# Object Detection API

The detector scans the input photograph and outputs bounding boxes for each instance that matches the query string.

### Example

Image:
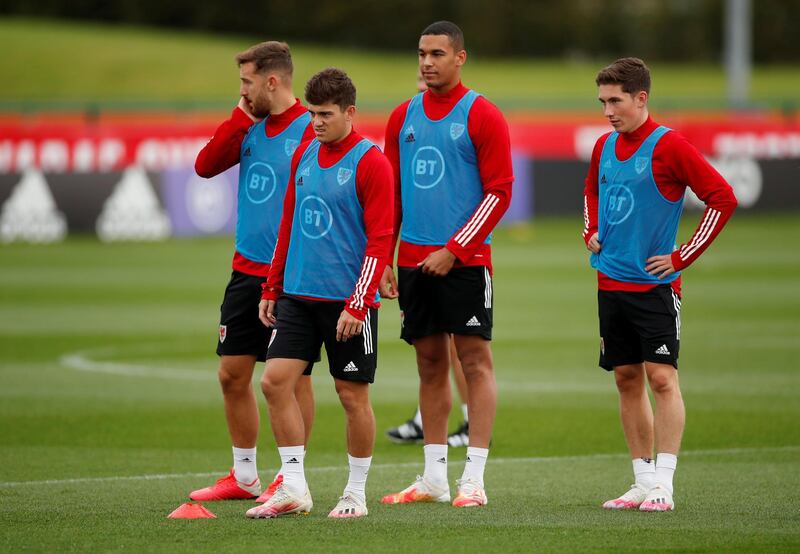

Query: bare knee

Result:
[335,382,369,414]
[454,339,493,382]
[416,349,448,373]
[260,370,291,401]
[414,340,449,386]
[646,366,678,395]
[218,360,254,395]
[459,352,492,379]
[614,365,645,395]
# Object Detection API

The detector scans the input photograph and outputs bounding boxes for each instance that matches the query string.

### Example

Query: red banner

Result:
[1,110,798,172]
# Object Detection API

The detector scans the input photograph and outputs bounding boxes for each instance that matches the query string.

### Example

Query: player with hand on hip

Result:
[584,57,737,512]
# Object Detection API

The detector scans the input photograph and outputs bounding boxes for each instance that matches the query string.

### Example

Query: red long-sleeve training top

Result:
[262,129,395,321]
[384,82,515,272]
[194,100,315,277]
[582,116,738,296]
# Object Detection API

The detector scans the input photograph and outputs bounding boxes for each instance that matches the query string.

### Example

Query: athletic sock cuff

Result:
[348,454,373,467]
[278,445,305,457]
[466,446,489,459]
[424,444,448,457]
[656,453,678,469]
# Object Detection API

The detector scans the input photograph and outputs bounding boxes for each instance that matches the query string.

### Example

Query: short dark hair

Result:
[595,57,651,95]
[421,20,465,52]
[304,68,357,110]
[235,41,293,76]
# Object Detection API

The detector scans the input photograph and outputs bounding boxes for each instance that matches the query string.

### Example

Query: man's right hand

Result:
[259,299,277,327]
[379,266,399,299]
[587,232,602,254]
[237,97,260,123]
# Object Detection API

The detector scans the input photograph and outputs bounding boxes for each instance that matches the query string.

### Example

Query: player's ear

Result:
[455,49,467,67]
[345,105,356,121]
[636,90,648,108]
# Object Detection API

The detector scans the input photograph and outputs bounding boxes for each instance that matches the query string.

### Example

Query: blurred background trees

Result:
[2,0,798,62]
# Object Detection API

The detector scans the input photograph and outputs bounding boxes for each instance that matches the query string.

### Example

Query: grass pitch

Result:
[1,215,799,552]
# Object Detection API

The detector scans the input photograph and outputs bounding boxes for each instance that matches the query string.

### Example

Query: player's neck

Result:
[428,78,461,96]
[269,92,297,116]
[624,111,650,135]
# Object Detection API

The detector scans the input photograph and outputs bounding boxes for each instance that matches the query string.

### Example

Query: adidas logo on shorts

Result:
[466,316,480,327]
[655,344,671,355]
[343,361,358,372]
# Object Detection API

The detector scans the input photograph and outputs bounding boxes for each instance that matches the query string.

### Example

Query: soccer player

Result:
[386,71,470,448]
[583,58,737,512]
[380,21,514,508]
[189,41,316,503]
[245,68,394,519]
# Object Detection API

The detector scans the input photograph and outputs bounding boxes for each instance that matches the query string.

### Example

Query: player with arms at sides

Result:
[190,41,316,503]
[380,21,514,508]
[584,57,737,512]
[246,68,394,519]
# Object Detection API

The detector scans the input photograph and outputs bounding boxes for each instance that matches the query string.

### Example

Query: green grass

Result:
[1,17,799,111]
[1,215,799,551]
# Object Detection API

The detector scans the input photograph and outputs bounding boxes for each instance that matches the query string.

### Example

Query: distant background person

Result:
[385,70,470,448]
[189,41,316,503]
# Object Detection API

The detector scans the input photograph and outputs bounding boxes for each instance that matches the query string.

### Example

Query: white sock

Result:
[461,447,489,487]
[272,448,304,483]
[423,444,448,486]
[343,454,372,502]
[278,445,306,495]
[413,407,423,428]
[461,403,469,423]
[232,446,258,485]
[632,457,656,489]
[655,453,678,494]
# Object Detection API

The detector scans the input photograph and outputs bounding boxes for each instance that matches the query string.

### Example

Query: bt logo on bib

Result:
[245,162,278,204]
[299,195,333,239]
[606,185,635,225]
[411,146,445,189]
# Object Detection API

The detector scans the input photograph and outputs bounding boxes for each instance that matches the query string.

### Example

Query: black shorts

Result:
[266,296,378,383]
[398,266,493,344]
[216,271,270,361]
[598,285,681,371]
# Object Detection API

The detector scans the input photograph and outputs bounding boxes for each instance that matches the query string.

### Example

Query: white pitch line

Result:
[60,352,215,382]
[59,350,610,393]
[60,348,800,399]
[2,445,797,489]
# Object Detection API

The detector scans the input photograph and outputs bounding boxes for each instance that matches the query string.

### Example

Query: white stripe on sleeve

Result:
[454,194,500,247]
[680,209,720,261]
[349,256,378,310]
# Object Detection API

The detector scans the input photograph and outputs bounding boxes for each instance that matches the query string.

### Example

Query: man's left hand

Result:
[418,248,456,277]
[645,254,676,279]
[336,310,364,342]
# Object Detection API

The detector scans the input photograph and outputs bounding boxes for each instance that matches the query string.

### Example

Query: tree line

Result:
[2,0,798,62]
